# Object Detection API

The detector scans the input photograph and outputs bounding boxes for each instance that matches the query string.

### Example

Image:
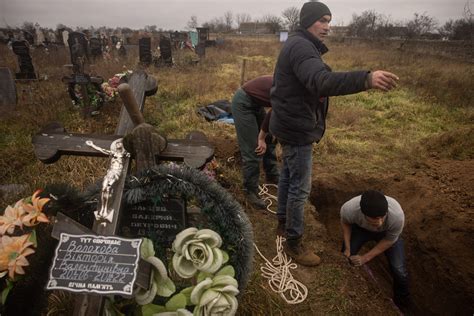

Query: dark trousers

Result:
[344,225,410,303]
[231,88,279,193]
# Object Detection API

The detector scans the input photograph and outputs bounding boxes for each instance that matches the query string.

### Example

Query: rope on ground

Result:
[253,236,308,304]
[258,183,278,214]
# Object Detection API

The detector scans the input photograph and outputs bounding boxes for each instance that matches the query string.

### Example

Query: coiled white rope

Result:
[253,236,308,304]
[258,183,278,214]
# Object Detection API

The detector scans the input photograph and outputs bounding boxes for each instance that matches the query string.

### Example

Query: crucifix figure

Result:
[86,138,130,224]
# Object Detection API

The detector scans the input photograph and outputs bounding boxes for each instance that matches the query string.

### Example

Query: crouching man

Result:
[340,190,411,311]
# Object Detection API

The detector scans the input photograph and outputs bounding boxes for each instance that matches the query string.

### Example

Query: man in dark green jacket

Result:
[270,1,399,267]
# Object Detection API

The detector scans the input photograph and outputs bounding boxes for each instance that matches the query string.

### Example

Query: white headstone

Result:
[35,23,45,45]
[62,30,69,47]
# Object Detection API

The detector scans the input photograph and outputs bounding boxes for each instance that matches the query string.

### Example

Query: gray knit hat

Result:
[300,2,332,29]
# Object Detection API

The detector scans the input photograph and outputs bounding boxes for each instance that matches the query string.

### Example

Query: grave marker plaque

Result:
[120,197,186,247]
[47,233,142,297]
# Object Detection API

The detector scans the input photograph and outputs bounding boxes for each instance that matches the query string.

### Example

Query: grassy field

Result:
[0,36,473,314]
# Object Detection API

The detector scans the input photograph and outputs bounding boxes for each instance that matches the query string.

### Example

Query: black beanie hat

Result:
[360,190,388,217]
[300,1,332,29]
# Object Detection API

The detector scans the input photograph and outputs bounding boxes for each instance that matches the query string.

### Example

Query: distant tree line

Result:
[3,2,471,42]
[346,7,472,40]
[190,2,472,40]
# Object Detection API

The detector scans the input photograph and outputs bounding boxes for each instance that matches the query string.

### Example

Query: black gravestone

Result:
[196,27,209,44]
[89,38,102,59]
[47,233,142,297]
[159,36,172,65]
[0,67,17,107]
[11,40,37,80]
[23,31,34,45]
[119,196,186,247]
[68,32,89,67]
[138,37,152,66]
[118,45,127,57]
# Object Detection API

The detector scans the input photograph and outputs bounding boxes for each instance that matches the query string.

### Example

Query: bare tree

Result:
[203,17,226,33]
[236,13,252,28]
[438,2,473,41]
[224,11,234,32]
[186,15,198,30]
[347,10,383,38]
[282,7,299,31]
[262,14,283,33]
[405,12,437,38]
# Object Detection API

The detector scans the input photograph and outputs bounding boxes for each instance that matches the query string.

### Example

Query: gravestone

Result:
[11,40,37,80]
[195,42,206,58]
[35,23,45,46]
[0,67,17,107]
[62,29,69,46]
[196,27,209,44]
[154,35,172,66]
[111,35,119,45]
[64,32,104,117]
[68,32,89,69]
[119,197,186,247]
[118,43,127,57]
[138,37,152,66]
[22,31,34,45]
[89,38,102,59]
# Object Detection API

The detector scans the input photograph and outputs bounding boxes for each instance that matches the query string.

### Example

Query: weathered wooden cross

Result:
[32,69,214,315]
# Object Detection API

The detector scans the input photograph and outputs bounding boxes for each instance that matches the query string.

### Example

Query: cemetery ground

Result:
[0,36,473,315]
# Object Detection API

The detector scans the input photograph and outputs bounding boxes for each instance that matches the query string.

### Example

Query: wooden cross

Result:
[33,69,214,315]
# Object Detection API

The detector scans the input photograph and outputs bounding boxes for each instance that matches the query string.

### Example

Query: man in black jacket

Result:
[270,1,399,266]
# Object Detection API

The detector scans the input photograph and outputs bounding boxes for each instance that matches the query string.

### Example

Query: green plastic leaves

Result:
[141,238,156,259]
[172,228,225,279]
[136,239,176,305]
[142,293,192,316]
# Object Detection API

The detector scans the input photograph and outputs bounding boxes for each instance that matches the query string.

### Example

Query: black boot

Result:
[245,191,266,209]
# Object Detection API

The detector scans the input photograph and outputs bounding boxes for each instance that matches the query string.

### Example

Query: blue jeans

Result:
[345,225,410,302]
[276,143,313,239]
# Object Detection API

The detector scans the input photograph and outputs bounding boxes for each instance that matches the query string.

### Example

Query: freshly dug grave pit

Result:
[310,159,474,315]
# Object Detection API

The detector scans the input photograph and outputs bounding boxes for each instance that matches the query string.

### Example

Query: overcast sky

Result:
[1,0,471,30]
